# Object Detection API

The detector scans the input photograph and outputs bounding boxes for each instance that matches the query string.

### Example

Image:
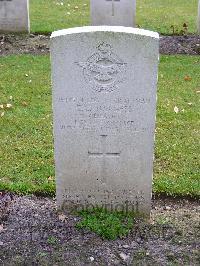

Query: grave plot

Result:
[51,27,159,216]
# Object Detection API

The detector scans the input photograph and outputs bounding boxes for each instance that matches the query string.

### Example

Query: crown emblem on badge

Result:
[97,43,112,54]
[76,42,127,93]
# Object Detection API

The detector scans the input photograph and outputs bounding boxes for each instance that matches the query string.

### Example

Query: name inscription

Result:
[57,96,153,133]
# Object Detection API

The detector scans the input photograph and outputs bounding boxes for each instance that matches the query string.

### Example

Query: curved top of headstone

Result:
[51,26,159,40]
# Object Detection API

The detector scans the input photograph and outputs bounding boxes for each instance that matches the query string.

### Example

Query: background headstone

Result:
[91,0,136,27]
[51,26,159,216]
[0,0,30,33]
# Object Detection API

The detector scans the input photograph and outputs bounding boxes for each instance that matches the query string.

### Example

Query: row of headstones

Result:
[0,0,200,33]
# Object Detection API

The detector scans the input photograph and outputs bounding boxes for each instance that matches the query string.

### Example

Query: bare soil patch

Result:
[160,35,200,55]
[0,34,200,56]
[0,193,199,265]
[0,34,50,56]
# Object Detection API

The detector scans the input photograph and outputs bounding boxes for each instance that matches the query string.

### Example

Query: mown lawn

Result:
[0,55,199,197]
[30,0,199,34]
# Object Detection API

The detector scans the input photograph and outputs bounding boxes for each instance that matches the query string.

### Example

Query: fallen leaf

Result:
[196,90,200,94]
[90,257,95,262]
[58,214,66,222]
[0,104,4,109]
[21,101,28,107]
[184,75,192,81]
[6,103,12,108]
[174,106,179,113]
[188,102,193,106]
[48,176,54,181]
[119,252,130,261]
[1,112,5,117]
[9,96,13,100]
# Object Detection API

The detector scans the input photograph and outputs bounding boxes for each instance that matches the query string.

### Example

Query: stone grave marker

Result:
[0,0,30,33]
[50,26,159,216]
[91,0,136,27]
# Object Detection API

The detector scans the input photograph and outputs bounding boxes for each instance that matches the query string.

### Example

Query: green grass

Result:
[0,56,54,195]
[30,0,199,34]
[154,55,200,197]
[0,55,199,197]
[137,0,199,35]
[30,0,89,34]
[76,208,135,240]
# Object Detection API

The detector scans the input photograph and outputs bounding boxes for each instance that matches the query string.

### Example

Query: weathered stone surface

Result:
[91,0,136,27]
[0,0,29,33]
[50,26,159,216]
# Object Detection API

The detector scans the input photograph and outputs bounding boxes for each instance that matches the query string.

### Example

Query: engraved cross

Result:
[88,135,120,158]
[106,0,120,16]
[88,135,121,183]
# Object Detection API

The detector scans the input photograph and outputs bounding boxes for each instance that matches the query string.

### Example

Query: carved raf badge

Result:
[76,42,127,92]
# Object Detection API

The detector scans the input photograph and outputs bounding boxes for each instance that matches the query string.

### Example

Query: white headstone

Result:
[51,26,159,217]
[0,0,29,33]
[91,0,136,27]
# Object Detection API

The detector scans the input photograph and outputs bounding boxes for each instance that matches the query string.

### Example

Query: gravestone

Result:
[91,0,136,27]
[51,26,159,216]
[0,0,30,33]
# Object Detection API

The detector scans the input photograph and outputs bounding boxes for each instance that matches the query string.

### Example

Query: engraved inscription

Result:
[62,187,145,212]
[0,0,12,13]
[58,96,153,133]
[0,0,10,18]
[76,42,127,93]
[0,19,21,28]
[0,0,27,31]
